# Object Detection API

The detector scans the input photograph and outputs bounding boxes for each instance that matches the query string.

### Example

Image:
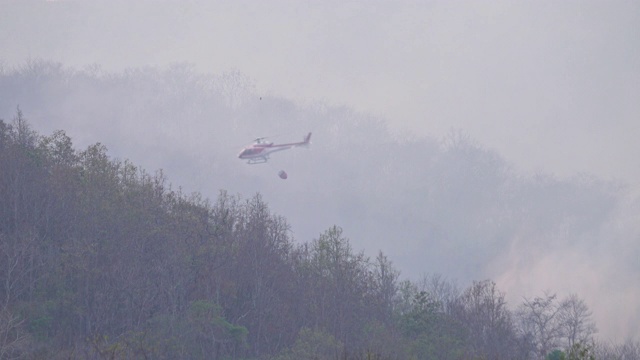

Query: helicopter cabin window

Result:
[243,148,261,156]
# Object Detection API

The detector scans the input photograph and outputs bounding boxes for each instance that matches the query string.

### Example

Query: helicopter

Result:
[238,132,312,164]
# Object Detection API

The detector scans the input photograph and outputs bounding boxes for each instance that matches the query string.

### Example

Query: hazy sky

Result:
[2,0,639,182]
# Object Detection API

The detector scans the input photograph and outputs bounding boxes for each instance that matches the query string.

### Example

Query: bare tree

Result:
[517,293,565,359]
[517,293,595,359]
[595,339,640,360]
[452,280,518,360]
[416,273,460,314]
[371,251,400,323]
[558,294,597,349]
[0,307,30,360]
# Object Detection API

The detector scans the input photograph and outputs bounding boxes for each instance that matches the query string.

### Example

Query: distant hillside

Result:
[4,110,640,359]
[1,61,639,343]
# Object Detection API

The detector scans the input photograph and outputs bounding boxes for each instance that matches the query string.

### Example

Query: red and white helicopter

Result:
[238,132,312,164]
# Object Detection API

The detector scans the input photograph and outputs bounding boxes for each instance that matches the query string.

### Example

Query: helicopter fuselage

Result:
[238,133,311,164]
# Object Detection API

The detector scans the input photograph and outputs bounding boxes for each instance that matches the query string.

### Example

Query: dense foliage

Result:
[1,111,638,359]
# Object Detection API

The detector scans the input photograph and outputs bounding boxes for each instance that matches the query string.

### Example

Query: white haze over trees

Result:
[1,0,639,344]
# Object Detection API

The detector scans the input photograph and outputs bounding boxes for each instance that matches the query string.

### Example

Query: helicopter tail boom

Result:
[301,132,312,147]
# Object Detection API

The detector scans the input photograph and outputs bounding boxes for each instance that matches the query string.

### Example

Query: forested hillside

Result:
[1,110,639,359]
[1,60,639,358]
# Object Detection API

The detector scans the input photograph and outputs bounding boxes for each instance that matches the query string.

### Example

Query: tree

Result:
[452,280,519,360]
[594,338,640,360]
[272,327,343,360]
[415,273,460,315]
[517,293,597,359]
[371,251,400,324]
[517,293,566,359]
[547,349,565,360]
[558,294,597,349]
[0,308,30,360]
[565,341,596,360]
[399,289,465,360]
[186,300,248,358]
[307,226,372,348]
